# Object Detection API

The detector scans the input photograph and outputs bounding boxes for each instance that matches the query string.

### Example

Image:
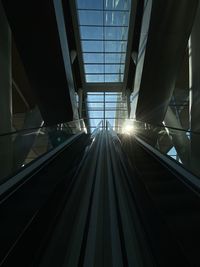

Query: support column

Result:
[0,1,12,181]
[126,89,131,118]
[190,3,200,175]
[70,50,77,64]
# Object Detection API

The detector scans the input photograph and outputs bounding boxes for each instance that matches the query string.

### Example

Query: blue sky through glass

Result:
[167,146,182,163]
[76,0,131,83]
[86,92,128,132]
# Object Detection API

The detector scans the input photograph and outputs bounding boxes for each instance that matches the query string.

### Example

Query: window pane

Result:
[77,0,103,9]
[105,93,119,101]
[105,27,128,40]
[104,11,129,26]
[85,64,104,73]
[105,41,127,52]
[80,26,103,40]
[105,74,124,82]
[87,102,104,108]
[105,74,124,83]
[105,64,125,73]
[104,0,131,10]
[105,110,116,117]
[105,92,121,94]
[105,53,126,63]
[105,102,120,108]
[87,92,104,94]
[86,74,104,82]
[107,118,115,127]
[87,93,104,101]
[78,10,103,25]
[82,41,103,52]
[89,118,102,127]
[90,111,104,118]
[83,53,104,63]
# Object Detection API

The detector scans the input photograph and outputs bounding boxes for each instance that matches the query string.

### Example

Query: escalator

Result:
[0,130,90,266]
[1,127,200,266]
[121,135,200,266]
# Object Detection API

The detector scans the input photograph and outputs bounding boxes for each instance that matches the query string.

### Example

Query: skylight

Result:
[76,0,131,83]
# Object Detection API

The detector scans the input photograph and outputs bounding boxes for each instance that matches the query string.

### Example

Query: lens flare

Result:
[122,122,135,135]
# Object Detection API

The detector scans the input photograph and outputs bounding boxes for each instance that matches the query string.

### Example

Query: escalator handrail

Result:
[0,131,86,198]
[130,119,200,135]
[91,120,103,137]
[0,118,86,137]
[134,135,200,195]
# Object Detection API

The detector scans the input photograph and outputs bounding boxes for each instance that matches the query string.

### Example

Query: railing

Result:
[118,119,200,178]
[91,120,104,137]
[0,119,87,183]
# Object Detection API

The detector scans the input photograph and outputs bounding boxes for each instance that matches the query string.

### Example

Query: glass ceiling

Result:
[76,0,131,83]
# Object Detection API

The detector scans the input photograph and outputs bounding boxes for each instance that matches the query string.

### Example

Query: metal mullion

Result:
[87,105,126,107]
[85,73,124,75]
[79,24,128,28]
[84,63,125,65]
[87,97,123,99]
[103,1,105,129]
[77,8,130,12]
[84,99,121,100]
[84,117,126,119]
[83,51,126,54]
[82,51,126,54]
[81,39,128,42]
[87,108,127,111]
[85,103,123,105]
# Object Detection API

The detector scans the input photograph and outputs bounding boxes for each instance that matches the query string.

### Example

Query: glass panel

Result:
[87,92,104,94]
[89,118,102,127]
[116,119,200,178]
[84,64,104,74]
[83,53,104,63]
[105,93,120,101]
[104,11,129,26]
[82,41,104,52]
[86,74,105,82]
[89,111,104,118]
[105,92,121,94]
[0,119,86,182]
[105,110,116,117]
[76,0,131,84]
[87,101,103,110]
[104,0,131,10]
[105,53,126,63]
[78,10,103,25]
[76,0,103,10]
[105,41,127,52]
[107,118,115,127]
[105,74,124,82]
[87,94,104,101]
[105,64,125,73]
[105,27,128,40]
[80,26,103,40]
[105,102,118,108]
